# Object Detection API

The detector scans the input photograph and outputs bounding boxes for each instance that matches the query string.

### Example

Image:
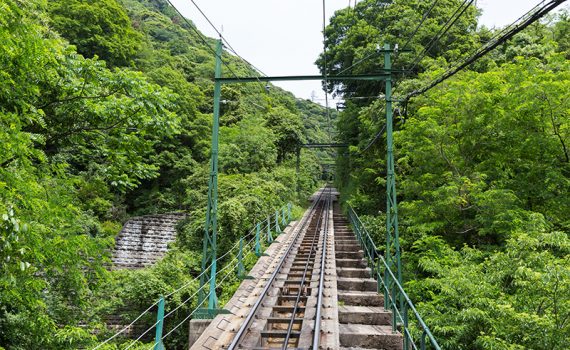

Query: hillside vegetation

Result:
[0,0,333,348]
[2,0,569,349]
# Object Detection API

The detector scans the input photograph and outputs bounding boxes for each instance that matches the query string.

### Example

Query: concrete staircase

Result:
[334,212,403,350]
[112,213,186,269]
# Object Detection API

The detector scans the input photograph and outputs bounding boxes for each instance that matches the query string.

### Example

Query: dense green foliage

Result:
[321,0,570,348]
[48,0,143,67]
[3,0,568,348]
[0,0,331,348]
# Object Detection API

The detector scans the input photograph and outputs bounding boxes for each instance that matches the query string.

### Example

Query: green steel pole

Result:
[275,210,281,234]
[154,296,165,350]
[255,222,261,257]
[296,147,301,199]
[237,237,245,278]
[198,39,223,313]
[281,206,286,227]
[384,43,404,317]
[266,216,273,244]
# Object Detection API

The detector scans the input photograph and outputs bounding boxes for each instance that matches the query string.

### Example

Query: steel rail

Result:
[312,186,332,348]
[226,188,327,349]
[281,188,329,348]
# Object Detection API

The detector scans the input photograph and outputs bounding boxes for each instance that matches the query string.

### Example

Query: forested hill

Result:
[318,1,570,349]
[0,0,332,348]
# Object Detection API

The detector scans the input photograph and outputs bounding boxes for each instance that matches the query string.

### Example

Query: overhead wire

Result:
[183,0,275,101]
[322,0,333,142]
[405,0,568,101]
[393,0,441,66]
[186,0,268,77]
[391,0,474,97]
[361,123,387,153]
[163,0,240,79]
[334,1,392,76]
[407,0,476,73]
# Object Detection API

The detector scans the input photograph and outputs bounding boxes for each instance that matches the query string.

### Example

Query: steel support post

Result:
[237,237,245,278]
[275,210,281,234]
[281,207,286,227]
[154,296,165,350]
[296,147,301,199]
[266,216,273,244]
[198,39,223,315]
[255,222,261,257]
[383,43,404,317]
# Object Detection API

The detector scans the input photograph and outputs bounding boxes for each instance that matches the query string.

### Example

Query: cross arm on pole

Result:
[215,73,399,84]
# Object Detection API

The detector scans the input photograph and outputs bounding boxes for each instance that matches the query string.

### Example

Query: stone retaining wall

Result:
[112,213,186,269]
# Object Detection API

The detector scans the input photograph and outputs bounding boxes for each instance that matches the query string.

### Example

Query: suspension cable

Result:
[405,0,568,101]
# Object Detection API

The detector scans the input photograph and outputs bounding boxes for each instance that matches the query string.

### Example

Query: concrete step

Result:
[337,267,372,279]
[336,258,368,268]
[335,237,356,241]
[337,277,377,292]
[336,250,364,259]
[338,305,391,325]
[339,324,403,349]
[335,238,358,243]
[335,239,358,244]
[334,241,360,252]
[338,291,384,306]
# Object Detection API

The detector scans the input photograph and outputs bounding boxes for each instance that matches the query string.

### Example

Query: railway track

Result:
[190,186,403,349]
[227,186,333,349]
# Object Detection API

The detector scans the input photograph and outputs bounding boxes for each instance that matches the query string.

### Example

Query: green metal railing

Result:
[93,203,293,349]
[347,205,441,350]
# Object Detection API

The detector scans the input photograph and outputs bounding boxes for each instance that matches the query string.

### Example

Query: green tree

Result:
[317,0,479,99]
[48,0,143,67]
[265,106,306,162]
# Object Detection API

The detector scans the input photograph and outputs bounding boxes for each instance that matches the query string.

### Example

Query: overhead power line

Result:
[393,0,441,65]
[407,0,476,73]
[335,1,391,76]
[405,0,568,101]
[361,123,387,153]
[187,0,268,77]
[164,0,240,79]
[322,0,333,142]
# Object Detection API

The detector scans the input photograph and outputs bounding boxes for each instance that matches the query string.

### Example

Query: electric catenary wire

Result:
[393,0,441,65]
[335,2,391,76]
[407,0,475,73]
[186,0,268,78]
[164,0,241,79]
[405,0,568,101]
[184,0,273,98]
[322,0,333,142]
